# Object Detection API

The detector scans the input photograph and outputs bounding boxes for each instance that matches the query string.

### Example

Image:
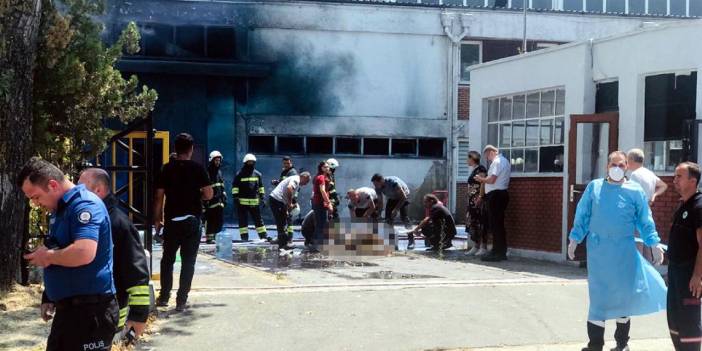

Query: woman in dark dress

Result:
[465,151,488,256]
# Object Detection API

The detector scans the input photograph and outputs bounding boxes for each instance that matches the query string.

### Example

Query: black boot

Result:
[612,319,630,351]
[582,321,605,351]
[241,233,249,242]
[407,233,415,250]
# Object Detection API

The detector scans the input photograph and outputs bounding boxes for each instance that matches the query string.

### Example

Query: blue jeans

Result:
[312,204,328,250]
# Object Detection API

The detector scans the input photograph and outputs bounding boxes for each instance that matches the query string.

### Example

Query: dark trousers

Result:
[160,217,201,305]
[236,204,266,240]
[269,198,290,246]
[47,296,118,351]
[385,199,409,225]
[486,190,509,256]
[421,220,455,249]
[312,203,328,250]
[205,206,224,238]
[668,262,702,351]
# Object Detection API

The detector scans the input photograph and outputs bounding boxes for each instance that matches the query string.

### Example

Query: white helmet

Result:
[326,158,339,169]
[209,150,223,162]
[243,153,257,163]
[289,204,301,218]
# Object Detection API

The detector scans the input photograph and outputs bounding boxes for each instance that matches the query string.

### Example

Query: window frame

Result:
[460,40,483,85]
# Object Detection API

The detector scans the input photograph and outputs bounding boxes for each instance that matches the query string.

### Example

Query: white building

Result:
[469,20,701,260]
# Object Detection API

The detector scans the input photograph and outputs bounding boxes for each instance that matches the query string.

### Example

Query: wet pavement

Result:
[140,226,673,351]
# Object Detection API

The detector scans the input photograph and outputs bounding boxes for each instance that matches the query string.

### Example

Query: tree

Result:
[0,0,157,292]
[0,0,43,293]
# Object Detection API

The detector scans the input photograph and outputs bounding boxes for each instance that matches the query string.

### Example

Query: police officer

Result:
[205,150,227,244]
[668,161,702,351]
[19,157,118,350]
[271,156,298,242]
[326,158,341,220]
[78,168,151,340]
[232,153,268,241]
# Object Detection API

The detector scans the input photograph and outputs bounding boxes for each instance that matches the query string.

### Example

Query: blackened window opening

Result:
[364,138,389,156]
[645,72,697,142]
[595,81,619,113]
[392,139,417,156]
[335,138,361,155]
[418,139,445,158]
[278,137,305,154]
[307,137,333,154]
[249,136,275,154]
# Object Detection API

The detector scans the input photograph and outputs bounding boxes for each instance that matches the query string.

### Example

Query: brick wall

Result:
[650,176,677,243]
[458,85,470,120]
[456,182,470,224]
[504,177,563,252]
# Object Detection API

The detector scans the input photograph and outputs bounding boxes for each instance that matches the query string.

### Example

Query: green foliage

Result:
[33,0,157,175]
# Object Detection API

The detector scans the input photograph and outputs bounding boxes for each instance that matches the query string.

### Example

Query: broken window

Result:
[306,137,333,154]
[141,23,172,57]
[278,136,305,154]
[335,137,361,155]
[207,27,236,59]
[391,139,417,156]
[175,25,205,58]
[539,146,565,173]
[644,72,697,171]
[418,139,445,158]
[364,138,389,156]
[248,135,274,154]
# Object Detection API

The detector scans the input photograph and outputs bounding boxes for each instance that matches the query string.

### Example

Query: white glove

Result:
[567,239,578,260]
[651,243,665,266]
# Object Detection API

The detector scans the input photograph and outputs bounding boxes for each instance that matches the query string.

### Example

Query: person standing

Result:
[204,150,227,244]
[465,150,489,256]
[310,161,334,252]
[568,151,666,351]
[627,148,668,204]
[475,145,511,262]
[232,153,268,242]
[371,174,411,228]
[269,172,311,250]
[347,187,379,219]
[271,156,299,243]
[78,168,151,340]
[18,157,118,350]
[667,161,702,351]
[154,133,213,311]
[408,194,456,251]
[326,158,341,220]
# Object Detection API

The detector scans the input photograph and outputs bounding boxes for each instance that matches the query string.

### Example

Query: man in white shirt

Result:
[347,187,379,219]
[269,172,311,250]
[627,148,668,205]
[475,144,511,262]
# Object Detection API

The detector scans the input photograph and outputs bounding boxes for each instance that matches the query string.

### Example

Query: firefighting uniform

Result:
[668,191,702,351]
[104,194,151,329]
[328,172,340,220]
[205,162,226,242]
[232,166,266,241]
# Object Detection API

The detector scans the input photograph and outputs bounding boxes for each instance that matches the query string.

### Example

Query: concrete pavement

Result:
[137,241,674,351]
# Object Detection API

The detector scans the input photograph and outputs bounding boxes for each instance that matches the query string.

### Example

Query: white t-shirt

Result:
[486,154,511,193]
[352,187,377,209]
[629,167,660,201]
[270,175,300,204]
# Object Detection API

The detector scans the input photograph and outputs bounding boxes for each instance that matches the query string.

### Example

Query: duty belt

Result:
[55,293,115,308]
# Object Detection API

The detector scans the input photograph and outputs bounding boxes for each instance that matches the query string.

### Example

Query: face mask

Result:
[608,166,625,182]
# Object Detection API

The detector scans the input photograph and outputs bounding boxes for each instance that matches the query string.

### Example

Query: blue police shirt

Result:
[44,184,115,301]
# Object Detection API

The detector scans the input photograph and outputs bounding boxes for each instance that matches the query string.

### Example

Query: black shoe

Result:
[175,302,188,312]
[156,297,169,307]
[481,253,507,262]
[610,346,629,351]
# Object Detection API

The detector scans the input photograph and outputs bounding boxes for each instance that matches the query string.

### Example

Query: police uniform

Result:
[668,191,702,351]
[43,184,118,351]
[232,165,266,241]
[103,194,150,331]
[205,161,226,242]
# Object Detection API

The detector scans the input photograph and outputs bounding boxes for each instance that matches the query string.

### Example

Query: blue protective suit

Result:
[569,178,667,321]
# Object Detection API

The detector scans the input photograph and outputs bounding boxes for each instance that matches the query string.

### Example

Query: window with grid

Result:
[486,88,565,174]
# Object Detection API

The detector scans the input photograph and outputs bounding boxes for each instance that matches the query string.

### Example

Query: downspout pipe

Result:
[441,13,470,215]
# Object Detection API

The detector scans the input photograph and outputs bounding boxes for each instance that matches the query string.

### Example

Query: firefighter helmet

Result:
[326,158,339,169]
[209,150,223,162]
[243,153,257,163]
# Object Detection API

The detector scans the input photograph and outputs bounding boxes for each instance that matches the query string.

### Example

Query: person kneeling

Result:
[408,194,456,251]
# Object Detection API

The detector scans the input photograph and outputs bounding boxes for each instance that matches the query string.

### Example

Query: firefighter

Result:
[326,158,341,220]
[78,168,151,340]
[232,153,268,241]
[204,151,227,244]
[272,156,298,243]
